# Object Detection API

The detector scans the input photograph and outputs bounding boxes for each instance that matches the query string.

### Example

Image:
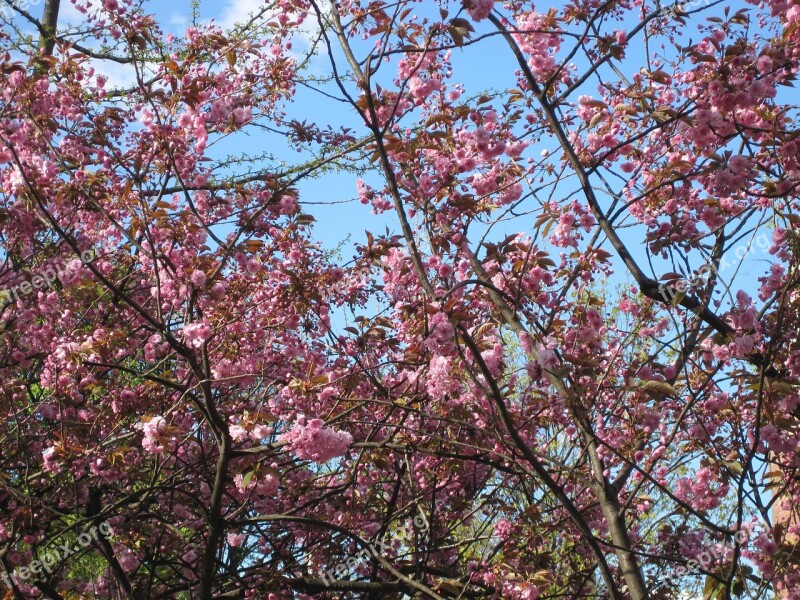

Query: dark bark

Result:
[39,0,60,58]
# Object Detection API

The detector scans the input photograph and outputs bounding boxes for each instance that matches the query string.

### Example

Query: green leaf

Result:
[242,470,254,489]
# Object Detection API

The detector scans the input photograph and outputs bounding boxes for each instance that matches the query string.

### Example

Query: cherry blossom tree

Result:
[0,0,799,598]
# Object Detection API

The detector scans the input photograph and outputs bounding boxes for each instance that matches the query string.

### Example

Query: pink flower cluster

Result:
[513,11,562,79]
[758,263,786,301]
[550,201,596,247]
[233,471,279,497]
[426,355,459,401]
[674,468,728,511]
[280,416,353,463]
[182,321,211,348]
[135,416,178,455]
[424,311,456,355]
[465,0,494,21]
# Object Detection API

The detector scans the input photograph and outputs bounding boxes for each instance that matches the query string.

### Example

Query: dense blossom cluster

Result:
[0,0,799,598]
[279,416,353,463]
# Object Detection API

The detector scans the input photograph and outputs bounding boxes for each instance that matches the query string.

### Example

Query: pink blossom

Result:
[758,263,785,300]
[190,270,206,287]
[251,425,274,440]
[730,334,755,357]
[511,11,562,79]
[481,343,504,376]
[756,55,774,74]
[182,321,211,348]
[438,263,454,278]
[427,355,458,400]
[229,424,249,442]
[494,519,514,539]
[118,549,140,571]
[210,282,226,298]
[279,416,353,463]
[135,416,170,454]
[408,77,442,103]
[318,386,337,403]
[37,403,59,419]
[42,446,60,472]
[424,311,455,354]
[233,471,279,497]
[534,339,559,371]
[728,154,752,174]
[465,0,493,21]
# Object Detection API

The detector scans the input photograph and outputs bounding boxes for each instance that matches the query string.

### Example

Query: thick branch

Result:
[38,0,60,57]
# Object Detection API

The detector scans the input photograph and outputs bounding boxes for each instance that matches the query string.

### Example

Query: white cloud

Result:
[212,0,267,31]
[58,0,100,26]
[168,11,188,29]
[91,59,140,89]
[211,0,331,44]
